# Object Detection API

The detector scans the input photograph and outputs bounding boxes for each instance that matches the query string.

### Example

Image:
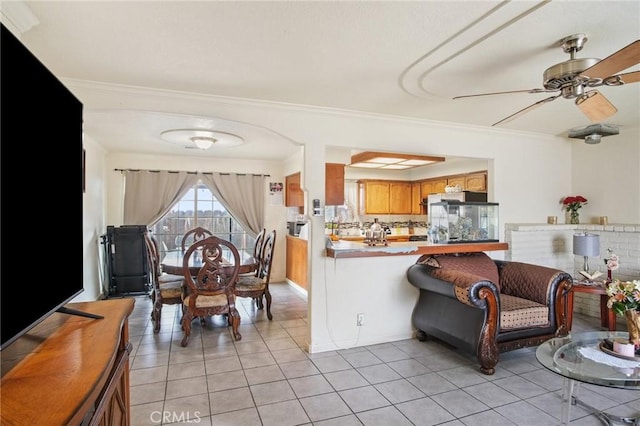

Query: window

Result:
[150,181,255,262]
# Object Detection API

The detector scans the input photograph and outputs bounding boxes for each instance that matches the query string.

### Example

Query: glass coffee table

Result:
[536,331,640,425]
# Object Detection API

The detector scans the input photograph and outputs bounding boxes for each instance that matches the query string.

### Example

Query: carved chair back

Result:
[181,226,213,251]
[180,236,242,345]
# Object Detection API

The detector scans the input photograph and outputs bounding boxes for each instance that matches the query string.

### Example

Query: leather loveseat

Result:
[406,252,572,375]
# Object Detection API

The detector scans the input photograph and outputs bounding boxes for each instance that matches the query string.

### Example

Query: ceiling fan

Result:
[453,34,640,126]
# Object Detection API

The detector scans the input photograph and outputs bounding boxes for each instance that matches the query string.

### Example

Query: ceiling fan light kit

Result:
[568,123,619,144]
[575,91,618,122]
[454,34,639,126]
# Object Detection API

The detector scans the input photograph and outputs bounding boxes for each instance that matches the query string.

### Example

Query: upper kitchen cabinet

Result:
[446,175,466,189]
[287,164,345,208]
[420,178,447,197]
[465,172,487,192]
[361,180,389,214]
[389,182,412,214]
[411,182,422,215]
[421,172,487,194]
[285,172,304,207]
[325,163,345,206]
[358,180,412,215]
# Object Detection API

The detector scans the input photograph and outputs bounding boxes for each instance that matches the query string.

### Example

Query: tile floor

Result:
[127,282,640,425]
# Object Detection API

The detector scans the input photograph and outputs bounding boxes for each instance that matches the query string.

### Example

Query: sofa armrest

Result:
[407,263,500,308]
[495,260,573,305]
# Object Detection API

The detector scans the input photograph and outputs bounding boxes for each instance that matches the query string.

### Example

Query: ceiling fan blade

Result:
[581,40,640,79]
[575,90,618,122]
[492,94,562,126]
[453,88,555,99]
[616,70,640,84]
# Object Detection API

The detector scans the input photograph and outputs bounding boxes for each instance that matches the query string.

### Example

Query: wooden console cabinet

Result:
[1,298,135,425]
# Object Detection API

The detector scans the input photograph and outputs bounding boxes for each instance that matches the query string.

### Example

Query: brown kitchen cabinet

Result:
[430,178,447,194]
[358,180,413,214]
[446,175,466,190]
[325,163,345,206]
[287,165,344,208]
[285,172,304,207]
[286,235,307,289]
[411,182,422,214]
[389,181,412,214]
[361,181,390,214]
[465,172,487,192]
[420,178,447,197]
[357,171,487,216]
[420,180,433,199]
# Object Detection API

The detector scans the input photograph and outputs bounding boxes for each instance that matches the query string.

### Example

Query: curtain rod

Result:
[114,168,270,177]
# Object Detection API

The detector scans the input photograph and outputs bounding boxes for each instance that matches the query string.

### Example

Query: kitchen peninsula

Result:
[310,239,509,353]
[326,240,508,258]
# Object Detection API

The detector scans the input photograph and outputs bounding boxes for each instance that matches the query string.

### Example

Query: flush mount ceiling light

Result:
[160,129,244,150]
[568,123,619,144]
[349,151,445,170]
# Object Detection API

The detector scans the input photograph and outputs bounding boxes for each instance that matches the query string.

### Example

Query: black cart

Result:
[101,225,150,297]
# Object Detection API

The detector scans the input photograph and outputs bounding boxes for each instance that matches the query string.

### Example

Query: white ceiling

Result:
[8,1,640,161]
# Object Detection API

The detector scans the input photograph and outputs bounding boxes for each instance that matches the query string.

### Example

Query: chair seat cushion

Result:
[183,293,229,308]
[500,294,549,330]
[159,281,184,299]
[236,276,266,291]
[159,273,184,283]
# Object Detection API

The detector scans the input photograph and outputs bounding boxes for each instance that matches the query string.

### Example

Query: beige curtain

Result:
[123,170,199,226]
[200,173,265,237]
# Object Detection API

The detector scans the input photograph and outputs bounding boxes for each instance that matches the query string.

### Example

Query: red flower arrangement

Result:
[561,195,587,212]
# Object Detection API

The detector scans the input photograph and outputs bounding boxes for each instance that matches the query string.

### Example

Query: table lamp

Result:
[573,232,600,273]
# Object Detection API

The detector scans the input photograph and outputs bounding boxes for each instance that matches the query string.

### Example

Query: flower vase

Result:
[625,310,640,347]
[569,210,580,224]
[607,269,612,283]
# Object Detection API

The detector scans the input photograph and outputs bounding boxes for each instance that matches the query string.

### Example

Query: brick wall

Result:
[505,223,640,323]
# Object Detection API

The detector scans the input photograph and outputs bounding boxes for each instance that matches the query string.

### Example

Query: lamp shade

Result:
[573,233,600,257]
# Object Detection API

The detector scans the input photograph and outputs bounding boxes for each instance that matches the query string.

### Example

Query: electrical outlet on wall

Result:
[357,313,364,326]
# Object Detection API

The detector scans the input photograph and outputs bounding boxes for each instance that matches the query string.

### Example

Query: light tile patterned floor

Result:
[126,282,640,425]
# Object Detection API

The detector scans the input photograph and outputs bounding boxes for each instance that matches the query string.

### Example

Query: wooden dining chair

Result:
[235,229,276,320]
[180,235,242,346]
[240,228,266,277]
[181,226,213,251]
[144,233,185,334]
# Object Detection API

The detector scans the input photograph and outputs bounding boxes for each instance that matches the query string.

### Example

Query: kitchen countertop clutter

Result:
[325,220,429,237]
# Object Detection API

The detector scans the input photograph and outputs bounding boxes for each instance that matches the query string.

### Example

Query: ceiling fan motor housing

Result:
[543,57,600,96]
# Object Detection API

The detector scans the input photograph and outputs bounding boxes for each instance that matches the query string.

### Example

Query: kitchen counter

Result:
[326,240,509,258]
[337,235,410,242]
[314,239,509,353]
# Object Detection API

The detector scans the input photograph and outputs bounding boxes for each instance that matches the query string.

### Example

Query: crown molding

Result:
[1,1,39,37]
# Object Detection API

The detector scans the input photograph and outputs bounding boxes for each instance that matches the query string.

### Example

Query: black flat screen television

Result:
[1,23,86,350]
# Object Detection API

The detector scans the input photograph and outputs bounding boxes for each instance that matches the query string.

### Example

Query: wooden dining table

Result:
[160,250,257,277]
